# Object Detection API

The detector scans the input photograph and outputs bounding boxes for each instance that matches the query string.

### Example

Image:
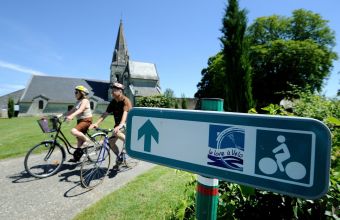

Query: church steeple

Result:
[109,20,130,100]
[112,19,129,64]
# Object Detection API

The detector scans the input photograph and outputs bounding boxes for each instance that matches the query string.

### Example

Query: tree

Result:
[220,0,253,112]
[7,98,14,118]
[195,52,225,99]
[163,88,176,107]
[247,9,337,107]
[181,94,188,109]
[164,88,175,98]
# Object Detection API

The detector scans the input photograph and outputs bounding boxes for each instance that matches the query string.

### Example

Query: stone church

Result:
[0,20,161,116]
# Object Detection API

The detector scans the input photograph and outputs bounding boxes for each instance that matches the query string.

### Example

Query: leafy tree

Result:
[247,9,337,107]
[174,100,179,109]
[195,52,225,99]
[220,0,254,112]
[163,88,176,107]
[181,94,188,109]
[164,88,175,98]
[7,98,14,118]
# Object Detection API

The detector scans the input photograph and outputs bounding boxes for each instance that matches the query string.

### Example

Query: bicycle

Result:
[91,127,139,172]
[80,127,139,188]
[24,116,111,185]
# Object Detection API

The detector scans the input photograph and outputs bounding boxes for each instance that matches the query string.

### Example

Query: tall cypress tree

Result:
[220,0,253,112]
[7,98,14,118]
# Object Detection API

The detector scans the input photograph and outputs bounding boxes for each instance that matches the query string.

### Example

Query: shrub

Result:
[7,98,14,118]
[136,95,173,108]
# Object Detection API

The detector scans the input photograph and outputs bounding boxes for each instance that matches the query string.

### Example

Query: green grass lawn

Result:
[73,166,194,220]
[0,115,115,160]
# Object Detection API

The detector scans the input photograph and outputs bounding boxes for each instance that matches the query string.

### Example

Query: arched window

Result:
[90,101,94,110]
[38,100,44,109]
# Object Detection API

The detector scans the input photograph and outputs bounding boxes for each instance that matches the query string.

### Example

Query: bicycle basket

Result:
[37,117,58,133]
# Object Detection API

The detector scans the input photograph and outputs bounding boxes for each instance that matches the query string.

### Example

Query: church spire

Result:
[112,19,129,64]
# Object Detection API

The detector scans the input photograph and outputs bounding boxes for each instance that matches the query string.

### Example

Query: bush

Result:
[7,98,14,118]
[136,95,173,108]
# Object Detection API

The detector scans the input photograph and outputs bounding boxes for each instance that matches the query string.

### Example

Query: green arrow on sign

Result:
[138,119,159,152]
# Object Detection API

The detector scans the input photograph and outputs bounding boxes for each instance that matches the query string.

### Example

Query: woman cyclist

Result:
[65,85,93,162]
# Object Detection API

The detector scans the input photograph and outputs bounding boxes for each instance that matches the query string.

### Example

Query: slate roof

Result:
[0,89,25,109]
[20,75,110,104]
[129,85,161,97]
[129,61,159,80]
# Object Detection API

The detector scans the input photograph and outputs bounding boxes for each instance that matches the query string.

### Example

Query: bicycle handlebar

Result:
[95,127,113,134]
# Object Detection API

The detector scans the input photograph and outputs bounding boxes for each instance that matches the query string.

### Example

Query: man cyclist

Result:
[89,82,132,165]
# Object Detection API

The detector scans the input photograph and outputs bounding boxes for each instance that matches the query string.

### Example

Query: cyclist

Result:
[90,82,132,165]
[65,85,93,162]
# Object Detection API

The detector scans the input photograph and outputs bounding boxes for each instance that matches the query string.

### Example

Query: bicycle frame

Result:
[50,118,80,155]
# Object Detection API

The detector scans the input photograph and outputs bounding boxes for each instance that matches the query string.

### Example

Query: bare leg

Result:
[108,137,120,156]
[71,128,88,147]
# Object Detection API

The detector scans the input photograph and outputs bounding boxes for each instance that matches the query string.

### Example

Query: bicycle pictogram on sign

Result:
[255,129,314,186]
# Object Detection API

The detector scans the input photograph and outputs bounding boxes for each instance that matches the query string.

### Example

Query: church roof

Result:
[20,75,110,104]
[128,61,159,80]
[129,85,161,97]
[0,89,25,109]
[112,20,129,64]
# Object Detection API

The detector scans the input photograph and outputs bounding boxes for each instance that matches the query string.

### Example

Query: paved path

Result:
[0,156,154,220]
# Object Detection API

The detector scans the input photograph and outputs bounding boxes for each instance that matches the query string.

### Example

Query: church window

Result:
[38,100,44,109]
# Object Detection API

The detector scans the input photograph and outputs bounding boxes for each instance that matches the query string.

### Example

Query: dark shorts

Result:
[75,117,92,133]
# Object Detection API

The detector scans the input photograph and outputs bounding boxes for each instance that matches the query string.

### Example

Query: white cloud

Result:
[0,60,48,76]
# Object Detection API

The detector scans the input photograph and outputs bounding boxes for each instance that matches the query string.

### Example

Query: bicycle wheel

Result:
[24,141,65,178]
[80,146,111,189]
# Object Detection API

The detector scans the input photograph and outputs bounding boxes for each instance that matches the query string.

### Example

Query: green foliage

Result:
[292,90,340,121]
[292,90,340,171]
[195,53,225,99]
[164,88,176,107]
[174,100,179,109]
[247,9,337,107]
[135,95,173,108]
[260,103,293,116]
[7,98,14,118]
[220,0,254,112]
[168,173,196,220]
[164,88,175,98]
[181,94,188,109]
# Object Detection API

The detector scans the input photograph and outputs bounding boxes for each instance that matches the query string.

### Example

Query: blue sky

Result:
[0,0,339,98]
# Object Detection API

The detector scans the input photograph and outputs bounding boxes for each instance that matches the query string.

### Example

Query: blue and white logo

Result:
[208,125,245,171]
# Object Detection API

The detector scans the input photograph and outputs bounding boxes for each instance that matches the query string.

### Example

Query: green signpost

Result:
[195,98,223,220]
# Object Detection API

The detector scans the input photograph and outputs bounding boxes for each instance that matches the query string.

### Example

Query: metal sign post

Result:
[195,98,223,220]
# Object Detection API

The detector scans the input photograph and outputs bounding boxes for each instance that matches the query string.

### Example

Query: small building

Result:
[0,20,161,116]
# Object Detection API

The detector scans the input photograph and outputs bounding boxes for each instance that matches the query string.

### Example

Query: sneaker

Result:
[115,154,124,165]
[68,158,80,163]
[69,148,84,162]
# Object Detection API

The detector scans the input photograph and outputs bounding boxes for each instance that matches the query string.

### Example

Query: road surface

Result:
[0,155,154,220]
